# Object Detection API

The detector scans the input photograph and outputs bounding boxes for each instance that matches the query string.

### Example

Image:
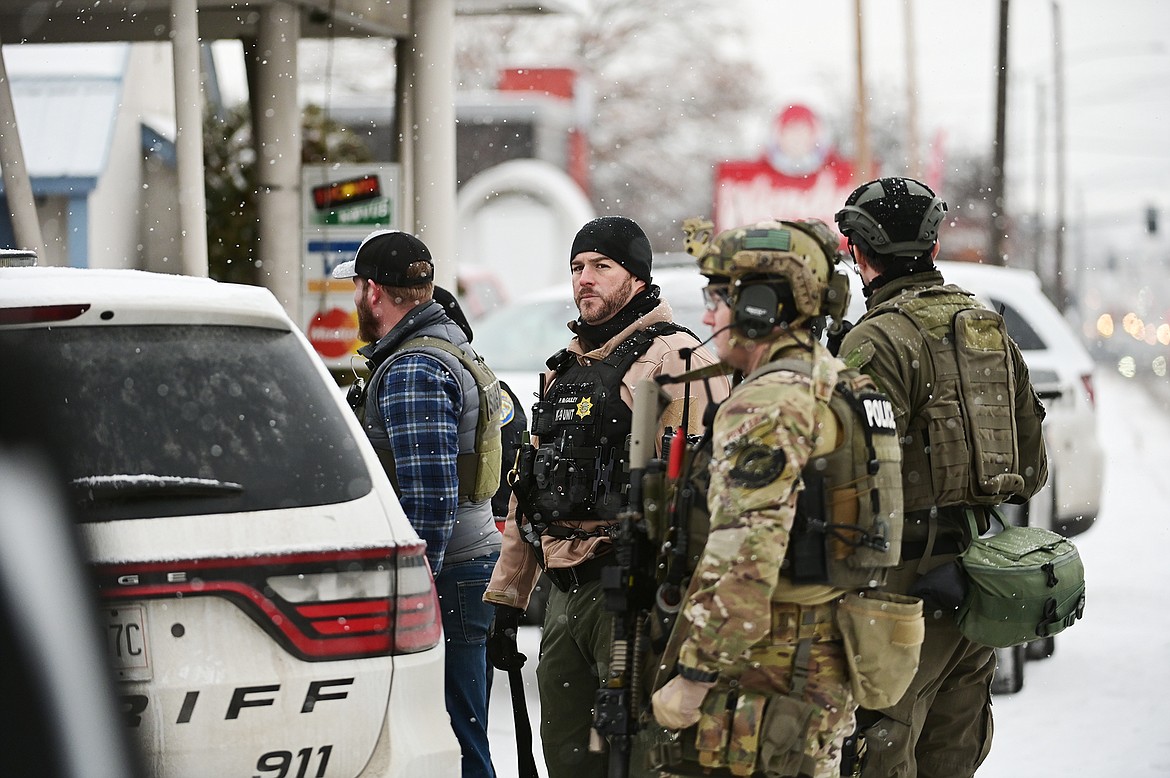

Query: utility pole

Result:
[1052,0,1068,311]
[989,0,1010,266]
[853,0,872,181]
[904,0,921,178]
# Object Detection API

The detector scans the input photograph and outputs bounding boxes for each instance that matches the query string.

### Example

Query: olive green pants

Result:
[536,581,657,778]
[857,560,995,778]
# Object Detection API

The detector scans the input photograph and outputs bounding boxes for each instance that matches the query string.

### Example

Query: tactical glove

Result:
[651,674,715,731]
[486,605,526,672]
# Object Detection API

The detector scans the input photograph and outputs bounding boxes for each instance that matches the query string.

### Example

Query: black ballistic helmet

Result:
[835,177,947,259]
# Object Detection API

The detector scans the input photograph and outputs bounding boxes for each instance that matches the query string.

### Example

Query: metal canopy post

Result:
[0,45,45,257]
[171,0,210,276]
[254,1,302,318]
[410,0,457,291]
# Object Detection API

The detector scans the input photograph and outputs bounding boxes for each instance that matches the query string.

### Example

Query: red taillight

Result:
[389,552,443,654]
[1081,373,1096,409]
[94,542,442,661]
[0,303,90,324]
[295,600,391,637]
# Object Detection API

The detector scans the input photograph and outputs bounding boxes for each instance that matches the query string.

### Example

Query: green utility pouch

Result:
[835,590,924,709]
[956,511,1086,648]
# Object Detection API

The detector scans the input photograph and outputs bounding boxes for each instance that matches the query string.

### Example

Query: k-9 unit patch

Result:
[550,382,599,424]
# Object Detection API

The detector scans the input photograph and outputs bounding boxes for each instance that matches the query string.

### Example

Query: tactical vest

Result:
[860,285,1026,514]
[526,322,682,523]
[359,335,502,503]
[742,357,904,590]
[642,353,906,765]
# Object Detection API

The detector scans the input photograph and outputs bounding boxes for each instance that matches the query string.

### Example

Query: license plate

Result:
[106,604,152,682]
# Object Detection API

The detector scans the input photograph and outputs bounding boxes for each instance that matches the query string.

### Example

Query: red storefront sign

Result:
[714,105,856,236]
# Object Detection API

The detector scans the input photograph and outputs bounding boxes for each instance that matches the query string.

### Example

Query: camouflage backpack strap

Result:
[741,356,827,401]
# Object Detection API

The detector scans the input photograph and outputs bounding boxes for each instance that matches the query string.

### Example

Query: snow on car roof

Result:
[936,259,1042,289]
[0,266,290,329]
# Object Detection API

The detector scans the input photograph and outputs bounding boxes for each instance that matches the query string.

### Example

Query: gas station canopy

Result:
[0,0,576,44]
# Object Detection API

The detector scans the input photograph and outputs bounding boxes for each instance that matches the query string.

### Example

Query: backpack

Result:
[956,511,1086,648]
[862,285,1030,512]
[354,334,502,502]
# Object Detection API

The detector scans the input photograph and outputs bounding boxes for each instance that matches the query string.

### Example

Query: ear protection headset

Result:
[732,281,801,339]
[732,284,778,339]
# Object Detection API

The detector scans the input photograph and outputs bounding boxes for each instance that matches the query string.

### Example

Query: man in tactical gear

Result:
[649,218,905,778]
[484,215,729,777]
[835,177,1049,777]
[334,231,503,778]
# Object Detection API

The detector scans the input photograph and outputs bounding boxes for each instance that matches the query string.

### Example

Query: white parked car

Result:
[0,266,460,777]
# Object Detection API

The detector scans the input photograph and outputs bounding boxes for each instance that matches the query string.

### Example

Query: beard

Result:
[575,275,636,325]
[356,293,381,344]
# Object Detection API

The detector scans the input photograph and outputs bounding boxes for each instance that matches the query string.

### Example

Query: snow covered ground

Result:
[488,368,1170,776]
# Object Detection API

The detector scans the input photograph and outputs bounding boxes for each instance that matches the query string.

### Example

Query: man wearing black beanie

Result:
[485,216,730,777]
[569,215,654,284]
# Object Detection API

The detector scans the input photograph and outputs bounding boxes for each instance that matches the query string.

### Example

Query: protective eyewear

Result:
[702,285,732,312]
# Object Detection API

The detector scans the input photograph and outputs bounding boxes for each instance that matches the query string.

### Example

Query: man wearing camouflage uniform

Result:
[651,218,903,778]
[835,177,1048,777]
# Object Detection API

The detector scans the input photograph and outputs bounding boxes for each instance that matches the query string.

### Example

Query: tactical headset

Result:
[732,282,784,339]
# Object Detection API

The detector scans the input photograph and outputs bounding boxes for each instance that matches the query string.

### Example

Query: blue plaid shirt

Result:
[376,353,461,575]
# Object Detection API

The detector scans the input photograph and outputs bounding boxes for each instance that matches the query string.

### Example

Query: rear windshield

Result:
[988,298,1048,351]
[6,325,372,521]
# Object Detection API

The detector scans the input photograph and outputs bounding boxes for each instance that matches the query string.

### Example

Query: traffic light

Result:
[1147,205,1159,235]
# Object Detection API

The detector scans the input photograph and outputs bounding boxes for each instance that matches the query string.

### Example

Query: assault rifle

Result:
[510,371,551,569]
[648,362,729,651]
[591,379,668,778]
[591,360,730,776]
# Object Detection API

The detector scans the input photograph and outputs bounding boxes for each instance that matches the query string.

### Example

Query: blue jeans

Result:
[435,553,498,778]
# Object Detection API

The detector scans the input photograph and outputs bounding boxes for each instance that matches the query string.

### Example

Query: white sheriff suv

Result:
[0,266,460,777]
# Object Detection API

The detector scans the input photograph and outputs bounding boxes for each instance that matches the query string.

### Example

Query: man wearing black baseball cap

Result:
[483,216,730,777]
[337,229,503,778]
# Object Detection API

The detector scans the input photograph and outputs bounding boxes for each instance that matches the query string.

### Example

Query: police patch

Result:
[500,390,515,426]
[729,444,787,488]
[860,392,896,434]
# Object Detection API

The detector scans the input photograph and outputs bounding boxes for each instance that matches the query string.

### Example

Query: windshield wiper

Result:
[70,475,244,504]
